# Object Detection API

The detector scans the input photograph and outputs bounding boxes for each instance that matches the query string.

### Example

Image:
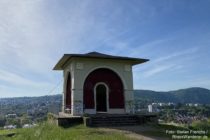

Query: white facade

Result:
[63,57,134,116]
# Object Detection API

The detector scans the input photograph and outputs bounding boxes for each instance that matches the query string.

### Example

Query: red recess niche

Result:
[83,68,124,109]
[66,73,71,111]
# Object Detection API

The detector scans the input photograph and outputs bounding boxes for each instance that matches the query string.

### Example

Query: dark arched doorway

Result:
[83,68,124,111]
[66,73,71,112]
[95,84,107,112]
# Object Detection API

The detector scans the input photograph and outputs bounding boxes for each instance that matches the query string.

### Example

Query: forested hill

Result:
[134,87,210,104]
[1,87,210,105]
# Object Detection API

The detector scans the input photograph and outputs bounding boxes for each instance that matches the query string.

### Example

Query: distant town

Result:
[0,95,61,129]
[0,87,210,129]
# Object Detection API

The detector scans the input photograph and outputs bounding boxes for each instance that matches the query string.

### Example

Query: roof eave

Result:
[53,55,70,70]
[131,59,149,65]
[53,55,149,70]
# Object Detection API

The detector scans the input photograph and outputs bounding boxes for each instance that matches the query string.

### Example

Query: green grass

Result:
[0,129,16,135]
[0,123,133,140]
[1,123,209,140]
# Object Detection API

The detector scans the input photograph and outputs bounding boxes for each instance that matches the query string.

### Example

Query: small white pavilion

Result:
[53,52,148,116]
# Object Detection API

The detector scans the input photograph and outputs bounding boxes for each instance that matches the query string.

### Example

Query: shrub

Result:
[191,120,210,130]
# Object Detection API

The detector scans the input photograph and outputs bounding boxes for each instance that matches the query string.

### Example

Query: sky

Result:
[0,0,210,97]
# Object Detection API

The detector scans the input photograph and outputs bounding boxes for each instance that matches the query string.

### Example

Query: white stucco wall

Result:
[62,57,135,116]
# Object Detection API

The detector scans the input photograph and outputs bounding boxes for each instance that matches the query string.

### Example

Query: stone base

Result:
[83,114,158,127]
[48,113,157,127]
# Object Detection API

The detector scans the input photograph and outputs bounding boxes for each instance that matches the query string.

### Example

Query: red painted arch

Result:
[83,68,124,109]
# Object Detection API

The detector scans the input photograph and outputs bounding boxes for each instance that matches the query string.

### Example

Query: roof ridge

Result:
[85,51,111,56]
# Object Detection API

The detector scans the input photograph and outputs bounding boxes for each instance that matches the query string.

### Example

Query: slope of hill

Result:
[134,87,210,104]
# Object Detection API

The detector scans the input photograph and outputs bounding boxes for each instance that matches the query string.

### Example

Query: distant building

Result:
[194,104,199,107]
[167,102,175,106]
[187,103,193,107]
[148,104,160,113]
[158,103,166,106]
[186,103,200,107]
[4,125,16,129]
[5,114,17,118]
[148,105,153,112]
[22,123,37,128]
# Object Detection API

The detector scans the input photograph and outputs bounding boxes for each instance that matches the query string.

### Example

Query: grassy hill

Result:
[0,123,130,140]
[1,122,209,140]
[134,87,210,104]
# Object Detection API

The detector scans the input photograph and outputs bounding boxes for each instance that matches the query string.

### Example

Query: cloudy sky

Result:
[0,0,210,97]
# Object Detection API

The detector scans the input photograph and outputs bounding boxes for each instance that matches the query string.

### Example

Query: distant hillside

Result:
[1,87,210,106]
[0,94,61,105]
[134,87,210,104]
[0,95,62,116]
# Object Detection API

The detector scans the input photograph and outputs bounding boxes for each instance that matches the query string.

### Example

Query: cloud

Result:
[143,64,175,78]
[0,69,51,88]
[153,47,199,63]
[134,47,199,74]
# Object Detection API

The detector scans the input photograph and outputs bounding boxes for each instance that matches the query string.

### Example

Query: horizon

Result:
[0,86,209,99]
[1,1,210,97]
